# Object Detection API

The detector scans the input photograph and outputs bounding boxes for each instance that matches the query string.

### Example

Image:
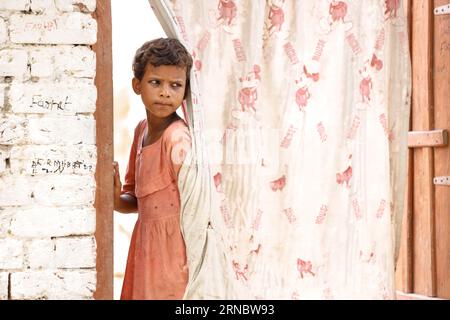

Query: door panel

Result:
[433,0,450,300]
[396,0,449,299]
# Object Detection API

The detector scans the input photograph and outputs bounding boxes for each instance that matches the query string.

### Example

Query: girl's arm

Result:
[113,161,138,213]
[167,125,192,181]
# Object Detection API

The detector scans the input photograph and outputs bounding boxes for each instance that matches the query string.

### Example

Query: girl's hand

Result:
[113,161,122,202]
[112,161,137,213]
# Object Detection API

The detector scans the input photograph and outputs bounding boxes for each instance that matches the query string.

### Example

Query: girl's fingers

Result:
[113,162,121,183]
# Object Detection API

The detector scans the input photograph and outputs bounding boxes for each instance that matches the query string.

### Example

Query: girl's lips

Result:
[155,103,172,108]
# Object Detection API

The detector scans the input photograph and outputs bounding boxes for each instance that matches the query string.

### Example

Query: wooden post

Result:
[93,0,114,300]
[411,0,437,297]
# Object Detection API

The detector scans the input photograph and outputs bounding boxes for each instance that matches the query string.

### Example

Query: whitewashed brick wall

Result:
[0,0,98,300]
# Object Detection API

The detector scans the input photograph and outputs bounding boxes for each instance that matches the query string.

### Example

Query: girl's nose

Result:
[160,85,170,98]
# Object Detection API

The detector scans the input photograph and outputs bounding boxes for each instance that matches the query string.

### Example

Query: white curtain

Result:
[149,0,411,299]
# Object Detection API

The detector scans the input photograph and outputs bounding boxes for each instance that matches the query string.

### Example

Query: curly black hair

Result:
[132,38,193,97]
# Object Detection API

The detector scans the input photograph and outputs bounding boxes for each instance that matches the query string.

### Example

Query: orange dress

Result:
[120,119,191,300]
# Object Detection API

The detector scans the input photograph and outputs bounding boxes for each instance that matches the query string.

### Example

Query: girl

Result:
[113,38,192,300]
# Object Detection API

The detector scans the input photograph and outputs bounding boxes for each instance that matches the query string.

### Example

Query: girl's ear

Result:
[132,77,141,95]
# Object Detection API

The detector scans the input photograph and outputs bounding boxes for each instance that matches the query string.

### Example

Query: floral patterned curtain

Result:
[149,0,411,299]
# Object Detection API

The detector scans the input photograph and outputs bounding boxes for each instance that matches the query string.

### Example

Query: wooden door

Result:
[396,0,450,300]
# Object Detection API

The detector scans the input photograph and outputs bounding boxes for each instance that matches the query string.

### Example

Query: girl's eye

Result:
[149,80,159,85]
[172,83,182,88]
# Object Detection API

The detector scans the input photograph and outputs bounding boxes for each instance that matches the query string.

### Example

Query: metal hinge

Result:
[435,3,450,15]
[433,176,450,186]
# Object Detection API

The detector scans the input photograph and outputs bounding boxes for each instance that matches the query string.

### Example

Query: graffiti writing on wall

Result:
[25,19,58,32]
[30,95,72,112]
[31,158,93,175]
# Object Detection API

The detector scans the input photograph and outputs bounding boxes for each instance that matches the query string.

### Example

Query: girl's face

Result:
[132,64,187,120]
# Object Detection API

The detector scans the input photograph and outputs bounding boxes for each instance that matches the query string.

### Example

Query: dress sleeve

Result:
[121,121,143,197]
[165,122,192,181]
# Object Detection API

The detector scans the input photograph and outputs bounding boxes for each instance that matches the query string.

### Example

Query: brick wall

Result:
[0,0,98,299]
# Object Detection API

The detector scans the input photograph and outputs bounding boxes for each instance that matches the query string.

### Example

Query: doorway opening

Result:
[111,0,166,300]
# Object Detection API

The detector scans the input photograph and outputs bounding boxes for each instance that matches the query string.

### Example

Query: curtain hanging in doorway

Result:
[149,0,411,299]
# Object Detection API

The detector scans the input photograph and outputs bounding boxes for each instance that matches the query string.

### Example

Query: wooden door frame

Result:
[396,0,436,298]
[93,0,114,300]
[396,0,450,300]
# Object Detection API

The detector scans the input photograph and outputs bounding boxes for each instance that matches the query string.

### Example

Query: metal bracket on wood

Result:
[435,3,450,15]
[408,129,448,148]
[433,176,450,186]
